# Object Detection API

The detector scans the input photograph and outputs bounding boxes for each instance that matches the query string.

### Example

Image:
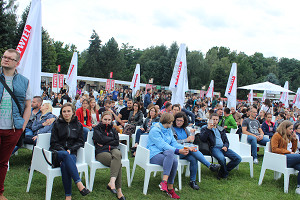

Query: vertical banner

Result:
[206,80,214,98]
[106,79,111,91]
[294,88,300,109]
[225,63,237,109]
[16,0,42,97]
[111,79,115,90]
[52,74,58,88]
[58,74,64,88]
[248,89,253,105]
[130,64,141,96]
[279,81,289,108]
[169,43,189,107]
[66,52,78,99]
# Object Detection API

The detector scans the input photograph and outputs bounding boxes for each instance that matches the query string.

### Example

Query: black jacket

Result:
[93,122,119,155]
[142,117,160,132]
[199,125,229,149]
[50,116,84,155]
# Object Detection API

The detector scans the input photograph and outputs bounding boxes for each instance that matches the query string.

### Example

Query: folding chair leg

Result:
[125,165,131,187]
[130,163,137,185]
[45,176,54,200]
[249,161,253,178]
[84,168,89,190]
[89,167,97,191]
[258,168,266,185]
[26,168,34,192]
[178,165,182,190]
[284,173,290,193]
[198,162,201,182]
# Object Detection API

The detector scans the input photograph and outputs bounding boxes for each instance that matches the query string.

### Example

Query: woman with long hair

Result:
[271,120,300,194]
[88,98,100,127]
[261,99,273,115]
[76,99,92,141]
[50,103,90,200]
[123,102,143,137]
[93,111,125,200]
[172,112,220,190]
[261,113,275,138]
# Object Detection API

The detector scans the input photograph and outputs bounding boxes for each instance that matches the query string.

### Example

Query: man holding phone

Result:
[200,113,241,179]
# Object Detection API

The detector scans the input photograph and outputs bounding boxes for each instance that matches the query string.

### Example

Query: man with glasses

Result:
[242,108,270,164]
[0,49,31,200]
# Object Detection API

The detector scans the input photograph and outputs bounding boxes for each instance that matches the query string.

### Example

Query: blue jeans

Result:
[286,154,300,186]
[83,127,93,142]
[56,151,81,196]
[150,150,178,184]
[135,129,148,144]
[211,147,241,178]
[180,150,211,181]
[247,135,270,159]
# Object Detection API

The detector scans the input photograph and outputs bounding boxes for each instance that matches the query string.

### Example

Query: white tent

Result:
[238,81,294,93]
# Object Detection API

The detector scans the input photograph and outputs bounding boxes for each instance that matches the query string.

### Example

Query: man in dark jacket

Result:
[143,88,152,109]
[200,113,241,179]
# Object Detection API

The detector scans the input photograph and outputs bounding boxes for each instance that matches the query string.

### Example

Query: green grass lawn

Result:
[5,149,298,200]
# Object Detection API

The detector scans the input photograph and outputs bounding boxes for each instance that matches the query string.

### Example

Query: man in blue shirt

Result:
[200,113,241,179]
[144,88,152,109]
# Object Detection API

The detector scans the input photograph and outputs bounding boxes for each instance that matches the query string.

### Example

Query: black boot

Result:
[189,181,200,190]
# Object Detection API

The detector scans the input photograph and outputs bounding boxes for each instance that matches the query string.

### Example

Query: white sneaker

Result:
[295,187,300,194]
[253,159,259,164]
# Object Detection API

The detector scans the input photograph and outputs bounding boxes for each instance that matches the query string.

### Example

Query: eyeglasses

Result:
[176,119,184,123]
[1,55,17,62]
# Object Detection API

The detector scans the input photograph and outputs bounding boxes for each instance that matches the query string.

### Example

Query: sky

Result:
[16,0,300,59]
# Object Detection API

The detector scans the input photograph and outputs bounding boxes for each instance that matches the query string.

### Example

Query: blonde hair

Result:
[276,120,293,142]
[101,111,113,120]
[160,113,174,124]
[42,103,53,115]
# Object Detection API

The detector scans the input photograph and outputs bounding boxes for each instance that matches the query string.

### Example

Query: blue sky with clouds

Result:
[17,0,300,59]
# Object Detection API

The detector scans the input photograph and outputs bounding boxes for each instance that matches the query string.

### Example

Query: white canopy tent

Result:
[238,81,294,93]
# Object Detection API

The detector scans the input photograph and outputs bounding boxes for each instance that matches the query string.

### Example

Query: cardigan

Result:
[75,107,92,127]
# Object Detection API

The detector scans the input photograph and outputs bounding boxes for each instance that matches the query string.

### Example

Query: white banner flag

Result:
[169,43,189,107]
[16,0,42,97]
[130,64,140,97]
[248,89,253,105]
[206,80,214,99]
[279,81,289,108]
[66,52,78,99]
[262,90,267,102]
[294,88,300,109]
[225,63,237,109]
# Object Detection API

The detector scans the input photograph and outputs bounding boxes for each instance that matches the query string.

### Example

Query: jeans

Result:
[83,127,92,142]
[150,150,178,184]
[211,147,241,178]
[180,150,211,181]
[286,154,300,186]
[135,129,148,144]
[247,135,270,159]
[0,129,23,195]
[56,151,81,196]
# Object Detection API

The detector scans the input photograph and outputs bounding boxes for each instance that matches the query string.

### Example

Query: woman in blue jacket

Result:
[147,113,189,199]
[261,113,275,138]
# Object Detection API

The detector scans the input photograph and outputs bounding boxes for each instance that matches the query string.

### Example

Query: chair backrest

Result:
[266,141,271,152]
[87,131,93,145]
[226,133,240,151]
[139,135,149,148]
[52,107,61,117]
[230,128,237,134]
[37,133,51,149]
[241,134,247,143]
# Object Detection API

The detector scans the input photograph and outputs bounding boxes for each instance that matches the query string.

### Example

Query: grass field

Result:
[5,148,298,200]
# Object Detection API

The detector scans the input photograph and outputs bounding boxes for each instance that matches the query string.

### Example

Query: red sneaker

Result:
[159,181,168,192]
[167,189,180,199]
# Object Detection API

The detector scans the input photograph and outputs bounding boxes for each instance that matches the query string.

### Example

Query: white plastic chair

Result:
[119,133,130,151]
[130,135,163,195]
[258,142,298,193]
[230,128,238,134]
[226,134,253,177]
[85,131,131,191]
[131,126,141,147]
[26,133,89,200]
[240,134,268,150]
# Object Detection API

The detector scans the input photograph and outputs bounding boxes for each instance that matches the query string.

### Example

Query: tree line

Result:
[1,0,300,99]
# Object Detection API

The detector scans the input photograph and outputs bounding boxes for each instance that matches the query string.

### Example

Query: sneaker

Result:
[296,187,300,194]
[209,164,221,172]
[167,189,180,199]
[189,181,200,190]
[159,181,168,192]
[253,159,259,164]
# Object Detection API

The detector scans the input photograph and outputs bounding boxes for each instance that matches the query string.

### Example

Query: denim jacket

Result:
[0,68,29,129]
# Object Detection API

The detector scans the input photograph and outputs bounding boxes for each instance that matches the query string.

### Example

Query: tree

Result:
[265,73,279,85]
[41,28,57,72]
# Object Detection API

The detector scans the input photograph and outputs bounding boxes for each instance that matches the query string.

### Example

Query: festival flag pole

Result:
[16,0,42,97]
[130,64,140,97]
[293,88,300,109]
[206,80,214,99]
[248,89,253,105]
[66,52,78,100]
[169,43,189,107]
[224,63,237,109]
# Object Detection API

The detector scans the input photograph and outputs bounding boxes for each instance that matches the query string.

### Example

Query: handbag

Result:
[42,149,60,168]
[123,124,136,137]
[193,133,211,155]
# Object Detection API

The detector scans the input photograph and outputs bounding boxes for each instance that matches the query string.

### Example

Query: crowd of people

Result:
[2,49,300,199]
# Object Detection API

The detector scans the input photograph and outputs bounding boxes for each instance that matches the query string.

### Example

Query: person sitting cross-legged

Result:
[199,113,241,179]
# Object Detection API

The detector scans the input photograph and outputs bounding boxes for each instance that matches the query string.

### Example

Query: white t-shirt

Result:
[261,104,273,115]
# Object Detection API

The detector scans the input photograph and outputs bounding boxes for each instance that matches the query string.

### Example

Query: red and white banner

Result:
[16,0,42,97]
[146,84,153,91]
[111,79,115,90]
[206,80,214,98]
[52,74,64,88]
[248,89,253,105]
[279,81,289,108]
[66,52,78,99]
[106,79,115,91]
[130,64,140,96]
[225,63,237,109]
[169,43,189,107]
[294,88,300,109]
